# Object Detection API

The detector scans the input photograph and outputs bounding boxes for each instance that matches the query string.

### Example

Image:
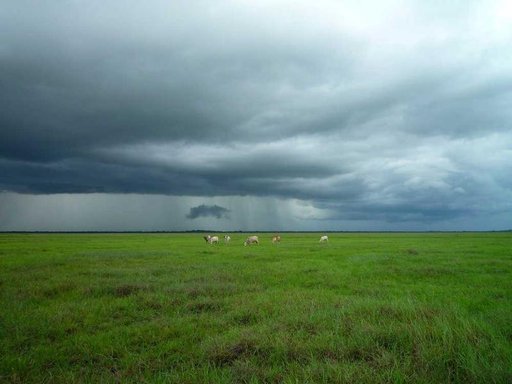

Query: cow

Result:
[204,235,219,244]
[319,235,329,243]
[271,235,281,244]
[244,235,259,246]
[224,235,231,243]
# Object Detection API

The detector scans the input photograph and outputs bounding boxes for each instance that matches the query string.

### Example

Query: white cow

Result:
[224,235,231,243]
[319,235,329,243]
[271,235,281,244]
[204,235,219,244]
[244,235,259,246]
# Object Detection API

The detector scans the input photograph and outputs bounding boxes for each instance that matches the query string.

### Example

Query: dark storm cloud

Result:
[186,204,230,220]
[1,0,511,229]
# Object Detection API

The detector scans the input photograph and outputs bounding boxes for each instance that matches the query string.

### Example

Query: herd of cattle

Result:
[203,234,329,245]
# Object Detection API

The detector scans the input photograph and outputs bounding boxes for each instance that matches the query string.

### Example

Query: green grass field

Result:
[1,232,511,383]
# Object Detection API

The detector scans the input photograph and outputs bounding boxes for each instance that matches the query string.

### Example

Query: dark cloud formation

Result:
[1,1,511,230]
[186,204,230,220]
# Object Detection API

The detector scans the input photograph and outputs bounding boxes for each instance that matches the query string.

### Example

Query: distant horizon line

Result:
[1,230,511,234]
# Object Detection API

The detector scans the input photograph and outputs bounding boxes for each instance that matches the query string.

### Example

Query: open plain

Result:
[1,232,511,383]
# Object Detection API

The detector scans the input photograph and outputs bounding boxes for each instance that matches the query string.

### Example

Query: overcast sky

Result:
[1,0,511,231]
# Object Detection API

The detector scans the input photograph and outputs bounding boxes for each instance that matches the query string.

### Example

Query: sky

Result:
[1,0,511,231]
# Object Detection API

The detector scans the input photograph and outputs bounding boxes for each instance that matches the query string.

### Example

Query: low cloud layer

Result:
[186,204,230,220]
[1,1,511,230]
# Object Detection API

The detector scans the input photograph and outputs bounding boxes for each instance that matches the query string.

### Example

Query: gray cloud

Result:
[186,204,230,220]
[1,0,511,230]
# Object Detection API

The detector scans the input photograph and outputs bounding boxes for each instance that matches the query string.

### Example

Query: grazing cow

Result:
[271,235,281,244]
[244,235,259,246]
[224,235,231,243]
[204,235,219,244]
[319,235,329,243]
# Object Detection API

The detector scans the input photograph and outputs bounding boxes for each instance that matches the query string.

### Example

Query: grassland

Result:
[0,232,511,383]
